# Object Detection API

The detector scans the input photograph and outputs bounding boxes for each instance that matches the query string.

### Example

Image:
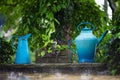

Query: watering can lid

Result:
[81,27,91,31]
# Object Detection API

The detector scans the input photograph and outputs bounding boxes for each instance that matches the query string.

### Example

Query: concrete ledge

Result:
[0,63,108,74]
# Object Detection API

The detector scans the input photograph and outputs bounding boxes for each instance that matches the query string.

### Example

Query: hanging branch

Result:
[107,0,116,14]
[104,0,108,16]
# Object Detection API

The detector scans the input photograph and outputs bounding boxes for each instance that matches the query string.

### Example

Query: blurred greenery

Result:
[106,0,120,75]
[0,0,69,62]
[0,37,15,64]
[0,0,120,75]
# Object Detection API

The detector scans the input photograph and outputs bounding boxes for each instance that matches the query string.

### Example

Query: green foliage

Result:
[0,0,69,55]
[16,0,69,51]
[107,38,120,75]
[0,1,22,31]
[64,0,109,38]
[0,37,15,64]
[106,1,120,75]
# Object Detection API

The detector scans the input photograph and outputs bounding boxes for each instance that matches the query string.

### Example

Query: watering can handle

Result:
[68,40,77,54]
[11,35,18,50]
[77,22,95,31]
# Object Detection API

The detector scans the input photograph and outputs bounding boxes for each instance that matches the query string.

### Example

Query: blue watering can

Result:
[12,34,31,64]
[68,22,108,63]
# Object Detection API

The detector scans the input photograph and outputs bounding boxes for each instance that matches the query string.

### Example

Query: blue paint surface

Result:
[15,34,31,64]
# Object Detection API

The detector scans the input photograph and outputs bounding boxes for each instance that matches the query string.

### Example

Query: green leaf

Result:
[46,12,54,21]
[56,5,61,11]
[61,4,66,8]
[47,2,51,7]
[40,7,47,16]
[111,69,117,75]
[117,32,120,39]
[48,48,52,53]
[54,18,60,24]
[52,5,57,12]
[41,51,46,57]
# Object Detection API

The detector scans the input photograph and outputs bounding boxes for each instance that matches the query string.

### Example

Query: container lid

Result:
[81,26,91,31]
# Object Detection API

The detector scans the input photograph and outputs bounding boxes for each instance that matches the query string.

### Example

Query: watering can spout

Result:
[25,33,31,39]
[97,30,108,46]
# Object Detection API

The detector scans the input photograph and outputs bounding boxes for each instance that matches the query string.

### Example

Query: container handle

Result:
[68,40,77,54]
[10,35,18,50]
[77,22,95,31]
